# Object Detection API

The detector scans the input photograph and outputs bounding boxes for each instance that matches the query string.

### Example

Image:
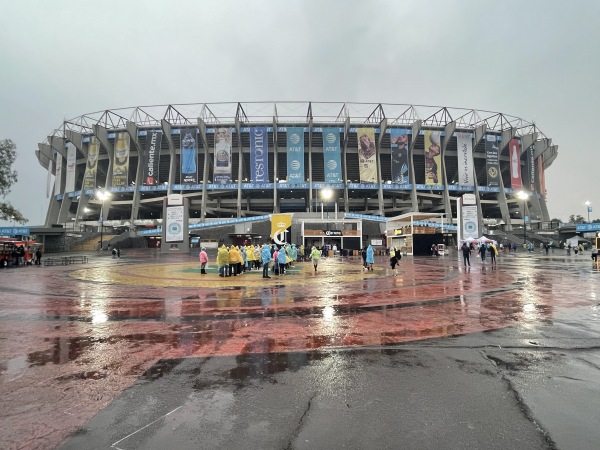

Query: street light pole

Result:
[97,190,111,251]
[517,191,530,250]
[585,201,591,223]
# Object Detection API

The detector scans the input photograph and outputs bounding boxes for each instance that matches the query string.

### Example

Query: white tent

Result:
[477,236,497,244]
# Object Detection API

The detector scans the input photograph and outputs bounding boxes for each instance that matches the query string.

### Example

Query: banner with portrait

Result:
[509,138,522,190]
[213,128,232,184]
[456,133,474,186]
[357,128,377,183]
[424,131,441,185]
[180,128,198,184]
[65,143,77,192]
[323,128,342,183]
[250,127,268,182]
[390,129,409,184]
[142,130,162,186]
[82,136,100,190]
[485,135,500,188]
[286,127,304,183]
[54,151,62,195]
[112,132,130,187]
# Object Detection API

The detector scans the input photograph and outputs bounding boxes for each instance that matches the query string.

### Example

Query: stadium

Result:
[35,101,557,252]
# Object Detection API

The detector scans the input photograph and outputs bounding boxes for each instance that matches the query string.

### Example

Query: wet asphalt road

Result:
[1,249,599,449]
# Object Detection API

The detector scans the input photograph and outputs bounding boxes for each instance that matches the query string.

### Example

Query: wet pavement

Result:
[1,249,599,449]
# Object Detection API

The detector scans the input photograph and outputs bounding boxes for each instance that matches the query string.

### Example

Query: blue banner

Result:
[250,127,269,182]
[0,227,30,235]
[390,129,409,183]
[180,128,198,184]
[286,127,304,182]
[323,128,342,183]
[576,223,600,232]
[344,213,387,222]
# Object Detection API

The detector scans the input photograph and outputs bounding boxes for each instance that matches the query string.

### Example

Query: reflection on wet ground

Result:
[1,249,600,448]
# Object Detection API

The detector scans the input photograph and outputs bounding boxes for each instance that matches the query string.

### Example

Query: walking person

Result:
[489,242,498,269]
[199,247,208,274]
[217,244,229,277]
[479,243,486,263]
[361,246,367,270]
[366,244,375,271]
[389,246,400,277]
[310,246,321,272]
[592,245,598,263]
[261,244,272,278]
[461,242,471,267]
[277,245,287,275]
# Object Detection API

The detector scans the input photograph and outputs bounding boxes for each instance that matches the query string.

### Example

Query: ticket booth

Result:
[300,219,362,253]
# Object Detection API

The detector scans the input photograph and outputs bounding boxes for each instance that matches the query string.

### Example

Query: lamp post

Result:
[517,191,530,248]
[585,201,591,223]
[321,188,333,220]
[96,190,111,251]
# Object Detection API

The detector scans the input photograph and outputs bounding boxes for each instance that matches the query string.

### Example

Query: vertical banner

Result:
[424,131,441,185]
[323,128,342,183]
[165,205,184,242]
[214,128,232,184]
[537,157,545,196]
[46,158,53,198]
[357,128,377,183]
[271,213,292,245]
[390,129,409,183]
[250,127,268,182]
[112,132,130,187]
[462,205,479,239]
[527,145,536,192]
[82,136,99,190]
[142,130,162,185]
[456,133,474,186]
[485,135,500,188]
[54,152,62,194]
[180,128,198,184]
[65,143,77,192]
[286,127,304,183]
[509,138,522,190]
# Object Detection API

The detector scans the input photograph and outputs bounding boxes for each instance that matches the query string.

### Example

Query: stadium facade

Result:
[36,102,557,236]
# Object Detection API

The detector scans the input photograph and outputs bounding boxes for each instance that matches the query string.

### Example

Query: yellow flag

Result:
[271,214,292,244]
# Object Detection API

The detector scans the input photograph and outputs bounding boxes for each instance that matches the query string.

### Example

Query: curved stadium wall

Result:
[36,102,557,231]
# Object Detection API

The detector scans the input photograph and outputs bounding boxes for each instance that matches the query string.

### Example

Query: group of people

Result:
[10,245,42,266]
[460,241,498,268]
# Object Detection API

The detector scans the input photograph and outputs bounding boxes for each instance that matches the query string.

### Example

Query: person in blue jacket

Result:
[261,244,272,279]
[366,244,375,271]
[277,245,288,275]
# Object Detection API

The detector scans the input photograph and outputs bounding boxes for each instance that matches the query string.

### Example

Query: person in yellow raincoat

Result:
[217,245,230,277]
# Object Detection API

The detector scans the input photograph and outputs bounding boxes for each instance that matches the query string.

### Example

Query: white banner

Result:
[54,152,62,195]
[65,143,77,192]
[165,205,184,242]
[47,158,53,198]
[457,133,473,186]
[462,205,478,239]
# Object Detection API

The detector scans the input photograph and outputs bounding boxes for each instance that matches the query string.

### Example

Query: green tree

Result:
[568,214,585,224]
[0,139,27,223]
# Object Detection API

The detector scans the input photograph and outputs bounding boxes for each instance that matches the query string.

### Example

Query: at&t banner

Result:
[390,129,409,183]
[112,132,130,187]
[357,128,377,183]
[142,130,162,186]
[180,129,198,184]
[214,128,232,184]
[286,127,304,183]
[424,131,441,185]
[323,128,342,183]
[250,127,268,182]
[82,137,99,190]
[485,135,500,188]
[456,133,473,186]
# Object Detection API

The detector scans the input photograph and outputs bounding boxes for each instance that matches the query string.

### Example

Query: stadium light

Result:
[96,189,111,252]
[585,201,591,223]
[517,191,530,248]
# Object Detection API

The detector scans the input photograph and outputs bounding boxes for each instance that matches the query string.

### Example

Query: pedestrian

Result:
[361,246,367,270]
[199,247,208,274]
[479,243,486,263]
[277,245,287,275]
[389,246,400,277]
[366,244,374,271]
[261,244,272,278]
[574,245,579,256]
[489,243,498,268]
[35,248,42,266]
[310,245,321,272]
[592,246,598,263]
[111,247,117,258]
[117,248,121,258]
[217,244,230,277]
[461,242,471,267]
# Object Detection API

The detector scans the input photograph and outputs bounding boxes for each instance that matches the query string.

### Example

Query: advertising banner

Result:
[214,128,232,184]
[509,138,522,190]
[357,128,377,183]
[271,213,292,245]
[457,133,474,186]
[180,128,198,184]
[82,136,99,190]
[286,127,304,183]
[250,127,268,182]
[165,205,184,242]
[390,129,409,183]
[485,135,500,188]
[142,130,162,186]
[538,156,545,196]
[65,143,77,192]
[323,128,342,183]
[54,152,62,195]
[462,205,479,239]
[527,145,536,192]
[112,132,130,187]
[424,131,442,185]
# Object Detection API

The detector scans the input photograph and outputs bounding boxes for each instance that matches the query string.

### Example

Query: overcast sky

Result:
[1,0,599,226]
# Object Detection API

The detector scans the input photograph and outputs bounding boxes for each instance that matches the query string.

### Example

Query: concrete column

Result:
[376,118,387,216]
[39,142,61,226]
[197,118,209,220]
[161,119,177,195]
[236,119,243,217]
[472,124,486,236]
[343,116,350,213]
[441,121,456,218]
[497,127,517,227]
[93,125,114,222]
[409,120,421,211]
[66,130,90,226]
[272,120,279,214]
[307,118,313,212]
[127,121,143,223]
